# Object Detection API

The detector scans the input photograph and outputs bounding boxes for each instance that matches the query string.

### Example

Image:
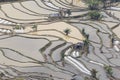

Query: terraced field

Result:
[0,0,120,80]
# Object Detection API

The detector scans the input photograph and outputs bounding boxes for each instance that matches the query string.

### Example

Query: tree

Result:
[88,11,102,20]
[91,69,98,79]
[82,28,85,36]
[66,9,72,17]
[64,28,71,36]
[104,65,113,77]
[0,72,4,77]
[0,72,4,80]
[86,34,89,40]
[86,0,100,10]
[111,37,115,47]
[32,24,37,31]
[14,25,20,30]
[83,39,89,46]
[83,39,89,53]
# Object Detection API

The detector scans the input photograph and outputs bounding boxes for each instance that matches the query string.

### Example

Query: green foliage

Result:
[84,77,90,80]
[86,0,100,10]
[14,24,25,30]
[32,24,37,31]
[86,34,89,39]
[104,65,113,77]
[88,11,102,20]
[66,9,71,16]
[91,69,98,79]
[0,72,4,77]
[32,24,37,28]
[82,28,85,35]
[61,52,65,60]
[15,25,21,29]
[82,28,89,39]
[83,38,89,53]
[83,39,89,46]
[63,28,71,35]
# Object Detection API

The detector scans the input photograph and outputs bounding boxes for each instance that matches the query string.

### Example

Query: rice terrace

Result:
[0,0,120,80]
